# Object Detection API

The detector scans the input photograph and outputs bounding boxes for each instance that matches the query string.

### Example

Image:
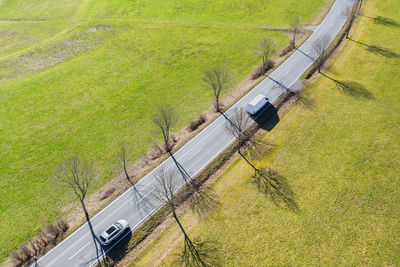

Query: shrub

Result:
[251,60,275,79]
[38,232,50,247]
[10,219,70,266]
[56,219,69,233]
[28,240,38,256]
[17,243,31,264]
[11,250,24,266]
[99,187,116,201]
[187,114,207,132]
[149,143,164,160]
[279,44,294,57]
[45,224,59,245]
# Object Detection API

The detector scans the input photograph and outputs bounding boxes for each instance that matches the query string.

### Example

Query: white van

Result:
[246,94,271,116]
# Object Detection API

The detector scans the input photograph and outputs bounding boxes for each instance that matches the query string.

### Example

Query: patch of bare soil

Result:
[0,27,109,80]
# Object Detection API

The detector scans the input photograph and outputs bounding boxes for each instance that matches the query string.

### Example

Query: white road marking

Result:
[137,187,155,203]
[68,241,90,260]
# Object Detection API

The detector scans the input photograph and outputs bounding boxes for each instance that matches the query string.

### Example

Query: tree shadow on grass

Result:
[251,167,298,212]
[349,38,400,58]
[173,238,220,267]
[296,91,316,110]
[373,16,400,28]
[362,14,400,28]
[238,149,298,212]
[247,139,275,161]
[321,73,375,100]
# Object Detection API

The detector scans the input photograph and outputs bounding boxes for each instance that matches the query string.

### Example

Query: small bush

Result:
[149,143,164,160]
[29,240,38,256]
[45,224,59,245]
[38,232,50,247]
[11,250,25,266]
[171,133,178,144]
[11,219,70,266]
[251,60,275,79]
[17,243,31,263]
[279,44,294,57]
[187,114,207,132]
[45,224,58,239]
[56,219,69,233]
[32,238,44,254]
[99,187,116,201]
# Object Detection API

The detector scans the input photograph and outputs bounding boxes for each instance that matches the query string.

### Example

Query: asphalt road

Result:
[36,0,355,266]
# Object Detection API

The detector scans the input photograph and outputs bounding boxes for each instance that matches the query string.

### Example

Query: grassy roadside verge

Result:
[130,0,400,265]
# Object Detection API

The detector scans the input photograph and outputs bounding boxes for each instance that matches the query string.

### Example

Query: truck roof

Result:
[248,94,267,106]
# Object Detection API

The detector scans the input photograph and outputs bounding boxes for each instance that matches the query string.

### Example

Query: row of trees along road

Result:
[51,4,365,264]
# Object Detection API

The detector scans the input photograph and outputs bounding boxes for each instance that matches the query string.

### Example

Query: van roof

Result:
[248,94,267,106]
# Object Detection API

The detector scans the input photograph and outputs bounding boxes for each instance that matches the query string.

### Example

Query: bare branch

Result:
[290,16,301,48]
[54,156,93,202]
[311,34,330,73]
[254,37,277,75]
[151,168,180,211]
[224,107,252,149]
[342,6,358,38]
[152,103,178,153]
[204,66,230,113]
[119,143,134,186]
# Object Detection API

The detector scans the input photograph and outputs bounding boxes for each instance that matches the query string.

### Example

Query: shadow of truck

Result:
[253,105,280,131]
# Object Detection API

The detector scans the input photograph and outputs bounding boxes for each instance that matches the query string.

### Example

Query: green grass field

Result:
[0,0,329,262]
[132,0,400,265]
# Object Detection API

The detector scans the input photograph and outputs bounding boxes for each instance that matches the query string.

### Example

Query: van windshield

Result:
[115,222,123,230]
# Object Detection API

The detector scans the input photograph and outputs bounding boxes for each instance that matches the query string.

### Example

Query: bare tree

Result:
[290,16,301,48]
[55,157,93,222]
[204,66,230,113]
[224,107,252,151]
[152,169,213,266]
[119,143,134,186]
[152,103,178,154]
[255,37,277,75]
[54,156,102,263]
[119,143,144,205]
[311,34,330,73]
[342,6,357,39]
[357,0,363,15]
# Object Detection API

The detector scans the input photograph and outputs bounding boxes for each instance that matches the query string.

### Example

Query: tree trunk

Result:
[80,199,90,223]
[262,57,266,75]
[123,159,134,186]
[292,32,296,48]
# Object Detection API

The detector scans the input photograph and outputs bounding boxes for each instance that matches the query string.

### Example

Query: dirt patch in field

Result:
[0,27,109,81]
